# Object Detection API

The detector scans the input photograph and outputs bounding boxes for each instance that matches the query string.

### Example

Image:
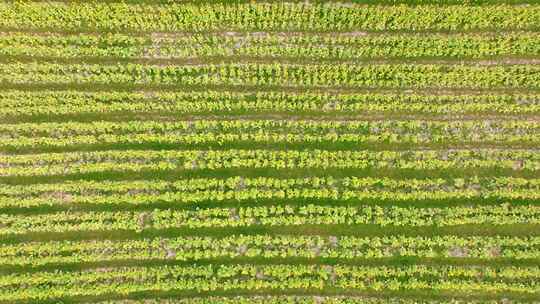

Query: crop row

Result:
[2,62,540,89]
[1,204,538,235]
[0,120,537,151]
[1,3,539,32]
[2,235,539,267]
[6,120,538,137]
[1,90,538,118]
[10,132,534,152]
[96,296,540,304]
[1,176,538,209]
[2,32,539,60]
[2,176,537,196]
[2,264,539,301]
[0,149,537,177]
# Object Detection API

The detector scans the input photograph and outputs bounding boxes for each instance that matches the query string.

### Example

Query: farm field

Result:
[0,1,539,303]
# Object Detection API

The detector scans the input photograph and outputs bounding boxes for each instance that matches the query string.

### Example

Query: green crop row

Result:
[0,149,537,177]
[96,295,540,304]
[1,176,538,209]
[1,90,538,118]
[2,62,540,89]
[6,120,538,137]
[2,176,538,196]
[0,119,537,151]
[1,31,539,60]
[2,235,539,267]
[1,3,539,32]
[1,204,538,235]
[2,264,539,301]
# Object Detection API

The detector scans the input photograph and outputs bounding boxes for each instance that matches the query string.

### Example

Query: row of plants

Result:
[1,204,538,234]
[2,263,539,301]
[1,2,539,32]
[2,234,539,267]
[2,176,538,195]
[3,119,537,136]
[1,176,538,209]
[97,296,540,304]
[1,149,537,177]
[2,90,538,118]
[1,31,539,59]
[0,119,537,151]
[1,62,540,88]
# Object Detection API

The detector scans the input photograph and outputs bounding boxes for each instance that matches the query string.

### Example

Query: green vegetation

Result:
[0,1,538,303]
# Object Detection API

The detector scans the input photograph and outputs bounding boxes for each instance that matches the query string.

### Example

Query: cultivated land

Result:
[0,1,539,303]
